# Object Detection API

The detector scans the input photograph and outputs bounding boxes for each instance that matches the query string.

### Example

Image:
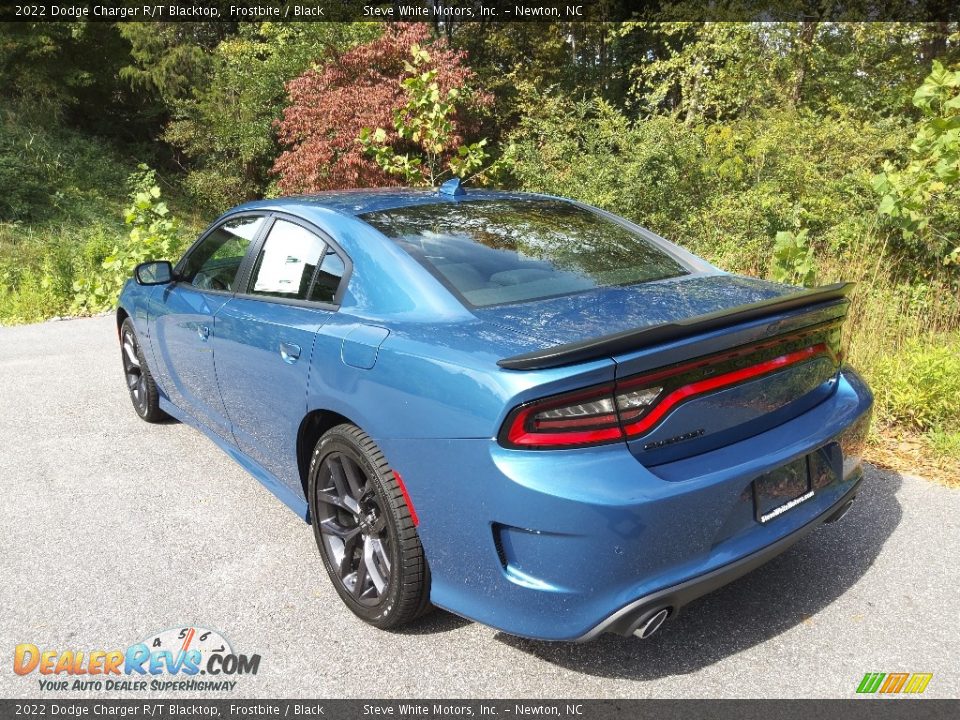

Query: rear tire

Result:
[308,424,431,629]
[120,317,167,423]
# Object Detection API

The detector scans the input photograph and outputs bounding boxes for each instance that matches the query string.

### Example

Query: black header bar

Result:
[1,0,959,23]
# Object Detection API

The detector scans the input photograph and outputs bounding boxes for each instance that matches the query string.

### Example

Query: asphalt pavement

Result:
[0,315,957,698]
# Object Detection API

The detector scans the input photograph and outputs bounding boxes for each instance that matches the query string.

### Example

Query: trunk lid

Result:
[473,273,800,348]
[485,274,849,464]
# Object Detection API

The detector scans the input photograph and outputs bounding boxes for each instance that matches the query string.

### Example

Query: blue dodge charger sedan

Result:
[117,181,872,641]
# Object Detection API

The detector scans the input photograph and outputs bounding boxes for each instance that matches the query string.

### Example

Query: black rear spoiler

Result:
[497,282,855,371]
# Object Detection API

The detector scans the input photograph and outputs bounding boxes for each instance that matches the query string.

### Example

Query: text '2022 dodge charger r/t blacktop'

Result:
[117,181,872,641]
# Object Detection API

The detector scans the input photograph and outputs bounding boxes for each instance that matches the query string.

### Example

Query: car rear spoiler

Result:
[497,282,855,371]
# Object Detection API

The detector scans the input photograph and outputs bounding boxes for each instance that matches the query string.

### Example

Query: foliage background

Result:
[1,19,958,474]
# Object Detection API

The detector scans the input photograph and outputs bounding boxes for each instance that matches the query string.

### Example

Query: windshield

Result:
[360,199,689,307]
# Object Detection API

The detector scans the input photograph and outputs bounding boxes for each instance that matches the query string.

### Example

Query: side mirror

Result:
[134,261,174,286]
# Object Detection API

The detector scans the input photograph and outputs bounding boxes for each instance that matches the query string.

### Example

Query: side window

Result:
[309,250,346,303]
[248,219,327,300]
[181,216,263,292]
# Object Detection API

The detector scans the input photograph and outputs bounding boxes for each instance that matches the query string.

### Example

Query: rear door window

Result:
[359,199,689,307]
[247,219,340,302]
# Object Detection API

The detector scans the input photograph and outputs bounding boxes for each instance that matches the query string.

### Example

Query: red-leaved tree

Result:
[272,24,488,193]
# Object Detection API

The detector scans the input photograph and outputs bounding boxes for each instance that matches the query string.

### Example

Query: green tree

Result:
[161,22,379,209]
[358,45,496,186]
[873,60,960,266]
[0,22,154,137]
[621,22,775,123]
[118,22,234,106]
[619,22,959,124]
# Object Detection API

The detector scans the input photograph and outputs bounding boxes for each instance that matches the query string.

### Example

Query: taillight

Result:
[614,386,663,424]
[502,384,624,448]
[499,321,842,450]
[500,381,667,449]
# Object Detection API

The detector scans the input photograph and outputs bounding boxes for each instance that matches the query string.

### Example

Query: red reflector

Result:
[392,471,419,526]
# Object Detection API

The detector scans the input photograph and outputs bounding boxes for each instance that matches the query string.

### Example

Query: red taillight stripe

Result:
[620,343,830,437]
[533,413,619,430]
[508,422,624,448]
[392,471,419,527]
[614,324,835,391]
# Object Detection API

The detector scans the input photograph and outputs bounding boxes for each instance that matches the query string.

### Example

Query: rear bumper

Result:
[578,471,863,640]
[380,367,873,641]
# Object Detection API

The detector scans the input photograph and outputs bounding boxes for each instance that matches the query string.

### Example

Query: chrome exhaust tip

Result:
[632,608,670,639]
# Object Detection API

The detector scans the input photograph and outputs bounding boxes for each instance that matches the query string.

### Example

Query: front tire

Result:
[120,317,167,423]
[308,424,431,629]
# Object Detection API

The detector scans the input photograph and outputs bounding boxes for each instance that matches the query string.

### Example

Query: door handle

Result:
[198,325,210,341]
[279,341,301,364]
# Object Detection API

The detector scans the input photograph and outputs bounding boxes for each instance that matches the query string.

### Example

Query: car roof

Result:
[230,187,554,218]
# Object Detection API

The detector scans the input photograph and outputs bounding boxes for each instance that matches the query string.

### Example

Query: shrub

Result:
[273,24,489,193]
[71,166,183,314]
[508,91,707,242]
[359,45,497,187]
[872,61,960,268]
[0,221,123,324]
[869,334,960,432]
[771,229,817,287]
[508,92,900,277]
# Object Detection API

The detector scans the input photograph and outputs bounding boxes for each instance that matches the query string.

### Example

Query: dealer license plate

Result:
[753,456,814,524]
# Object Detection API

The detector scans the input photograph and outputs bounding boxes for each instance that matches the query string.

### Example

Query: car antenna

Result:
[438,177,465,197]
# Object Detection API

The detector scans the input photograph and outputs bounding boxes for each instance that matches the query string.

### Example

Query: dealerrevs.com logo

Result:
[14,626,260,692]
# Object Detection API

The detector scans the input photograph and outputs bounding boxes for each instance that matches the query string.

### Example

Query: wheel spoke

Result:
[338,532,361,577]
[122,340,140,368]
[126,372,140,390]
[315,491,351,512]
[352,557,369,598]
[341,455,366,500]
[319,517,361,540]
[328,458,361,512]
[364,537,389,594]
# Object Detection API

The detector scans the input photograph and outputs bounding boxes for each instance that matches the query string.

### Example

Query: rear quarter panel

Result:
[304,315,616,441]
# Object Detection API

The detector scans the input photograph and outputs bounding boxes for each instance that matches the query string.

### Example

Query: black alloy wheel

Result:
[316,450,392,605]
[120,317,166,422]
[308,424,431,628]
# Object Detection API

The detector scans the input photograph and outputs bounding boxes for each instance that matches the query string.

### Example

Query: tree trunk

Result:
[790,21,819,108]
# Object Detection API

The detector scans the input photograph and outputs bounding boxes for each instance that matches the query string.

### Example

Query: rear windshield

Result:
[359,199,689,307]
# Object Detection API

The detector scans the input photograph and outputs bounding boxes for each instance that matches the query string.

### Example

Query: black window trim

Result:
[231,211,353,312]
[173,211,270,297]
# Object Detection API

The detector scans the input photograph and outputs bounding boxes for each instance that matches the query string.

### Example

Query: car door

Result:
[213,215,349,494]
[149,214,266,440]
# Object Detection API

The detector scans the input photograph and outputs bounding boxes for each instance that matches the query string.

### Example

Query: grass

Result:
[0,100,206,325]
[819,234,960,485]
[0,98,134,324]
